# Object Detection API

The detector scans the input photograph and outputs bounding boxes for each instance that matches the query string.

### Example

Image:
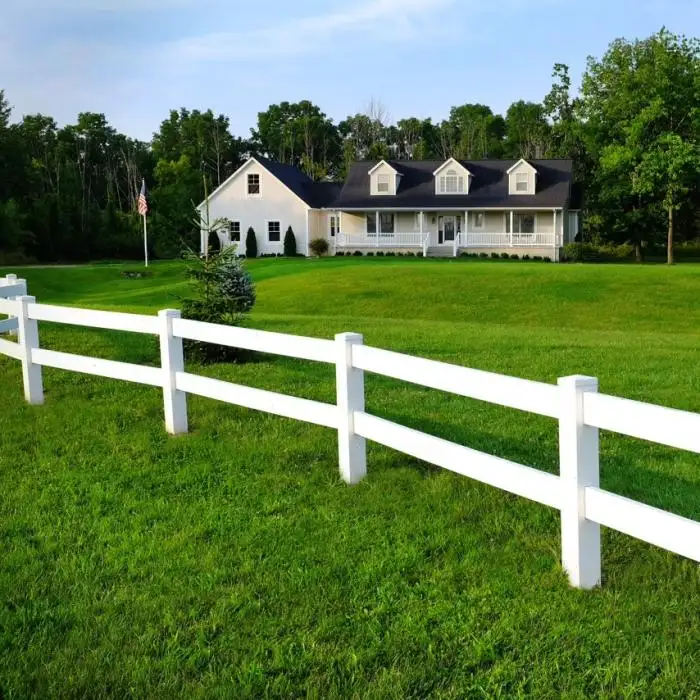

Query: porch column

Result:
[376,211,380,247]
[510,211,514,247]
[419,211,424,244]
[465,210,469,246]
[553,209,557,246]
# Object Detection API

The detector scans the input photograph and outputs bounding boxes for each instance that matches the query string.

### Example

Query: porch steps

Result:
[426,247,457,258]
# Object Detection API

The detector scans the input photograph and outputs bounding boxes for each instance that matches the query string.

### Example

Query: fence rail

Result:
[0,272,699,590]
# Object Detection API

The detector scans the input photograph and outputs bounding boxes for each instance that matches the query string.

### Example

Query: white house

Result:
[198,156,581,261]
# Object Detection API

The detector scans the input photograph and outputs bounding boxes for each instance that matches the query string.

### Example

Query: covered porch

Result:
[331,209,563,257]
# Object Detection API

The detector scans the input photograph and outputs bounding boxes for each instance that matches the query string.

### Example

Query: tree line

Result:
[0,28,698,264]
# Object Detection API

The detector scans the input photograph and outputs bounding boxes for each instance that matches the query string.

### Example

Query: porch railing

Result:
[336,232,430,250]
[461,232,557,248]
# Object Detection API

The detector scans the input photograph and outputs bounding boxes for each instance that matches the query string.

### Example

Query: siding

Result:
[201,160,309,256]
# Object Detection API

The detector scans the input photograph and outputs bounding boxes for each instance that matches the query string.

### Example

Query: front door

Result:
[440,216,456,245]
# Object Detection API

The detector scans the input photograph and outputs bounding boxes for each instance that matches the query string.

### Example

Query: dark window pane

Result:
[380,213,394,234]
[367,213,377,234]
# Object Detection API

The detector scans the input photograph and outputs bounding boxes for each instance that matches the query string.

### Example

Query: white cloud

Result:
[173,0,456,61]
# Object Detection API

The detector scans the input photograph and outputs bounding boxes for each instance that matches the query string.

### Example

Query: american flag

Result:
[137,179,148,216]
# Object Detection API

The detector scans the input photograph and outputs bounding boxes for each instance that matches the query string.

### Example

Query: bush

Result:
[532,255,543,261]
[309,237,329,257]
[377,251,384,257]
[245,227,257,258]
[479,252,488,259]
[366,251,374,257]
[522,254,530,261]
[563,242,635,263]
[510,254,520,260]
[353,250,363,256]
[335,251,345,256]
[491,252,500,259]
[283,226,297,257]
[179,247,256,364]
[500,252,510,260]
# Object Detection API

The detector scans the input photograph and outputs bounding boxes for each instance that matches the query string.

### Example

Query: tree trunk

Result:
[667,206,674,265]
[634,242,644,262]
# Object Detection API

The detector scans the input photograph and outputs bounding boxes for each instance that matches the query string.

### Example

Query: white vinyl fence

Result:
[1,274,699,589]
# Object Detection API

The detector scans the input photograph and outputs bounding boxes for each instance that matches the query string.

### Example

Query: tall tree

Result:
[504,101,551,158]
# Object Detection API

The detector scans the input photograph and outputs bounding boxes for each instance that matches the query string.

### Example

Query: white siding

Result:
[434,159,472,195]
[200,160,310,256]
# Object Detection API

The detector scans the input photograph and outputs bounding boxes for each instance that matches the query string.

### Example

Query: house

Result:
[198,156,581,260]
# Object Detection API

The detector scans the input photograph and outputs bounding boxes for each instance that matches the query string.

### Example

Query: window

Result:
[231,220,241,242]
[267,220,281,242]
[366,213,377,234]
[379,213,395,235]
[473,211,485,229]
[247,173,260,196]
[516,172,529,193]
[377,174,390,193]
[439,169,465,194]
[329,215,337,237]
[512,213,535,234]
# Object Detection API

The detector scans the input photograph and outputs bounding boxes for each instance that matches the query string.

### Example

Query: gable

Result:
[197,157,316,211]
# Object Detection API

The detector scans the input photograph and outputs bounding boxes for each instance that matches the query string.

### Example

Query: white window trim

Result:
[247,173,262,198]
[266,219,282,243]
[329,214,338,237]
[230,220,241,241]
[438,170,466,195]
[379,212,395,235]
[377,174,391,193]
[472,211,486,230]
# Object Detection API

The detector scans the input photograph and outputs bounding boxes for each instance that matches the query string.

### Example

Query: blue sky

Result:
[3,0,700,141]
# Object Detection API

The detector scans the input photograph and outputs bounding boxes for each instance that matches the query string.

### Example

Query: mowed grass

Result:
[1,257,700,699]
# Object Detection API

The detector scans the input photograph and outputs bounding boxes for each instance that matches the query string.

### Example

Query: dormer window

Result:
[369,160,399,196]
[433,158,472,195]
[507,159,538,195]
[440,169,465,194]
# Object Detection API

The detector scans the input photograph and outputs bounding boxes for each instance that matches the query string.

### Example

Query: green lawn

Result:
[1,258,700,699]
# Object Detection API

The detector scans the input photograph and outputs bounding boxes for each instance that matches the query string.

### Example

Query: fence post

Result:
[159,309,188,435]
[558,375,601,589]
[3,275,25,337]
[17,295,44,404]
[335,332,366,484]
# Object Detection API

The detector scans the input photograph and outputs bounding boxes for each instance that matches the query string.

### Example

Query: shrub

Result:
[563,242,635,263]
[335,251,345,256]
[377,251,385,257]
[491,252,500,259]
[309,237,329,257]
[386,251,395,256]
[180,247,256,364]
[522,254,530,261]
[500,252,510,260]
[366,251,374,256]
[283,226,297,257]
[353,250,363,256]
[479,252,488,259]
[510,254,519,260]
[245,227,257,258]
[532,255,543,261]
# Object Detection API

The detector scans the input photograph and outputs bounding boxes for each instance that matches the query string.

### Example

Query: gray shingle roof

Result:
[256,156,341,208]
[333,159,574,209]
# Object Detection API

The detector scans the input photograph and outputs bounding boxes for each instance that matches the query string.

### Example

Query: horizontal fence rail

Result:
[0,279,699,591]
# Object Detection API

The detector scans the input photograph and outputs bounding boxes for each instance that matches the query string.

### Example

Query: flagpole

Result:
[143,213,148,268]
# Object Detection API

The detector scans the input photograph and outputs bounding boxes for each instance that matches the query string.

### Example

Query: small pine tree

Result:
[283,226,297,257]
[246,226,257,258]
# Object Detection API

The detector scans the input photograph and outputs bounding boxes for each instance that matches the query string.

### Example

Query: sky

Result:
[2,0,700,142]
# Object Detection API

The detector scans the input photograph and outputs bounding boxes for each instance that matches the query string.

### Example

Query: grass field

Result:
[1,258,700,698]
